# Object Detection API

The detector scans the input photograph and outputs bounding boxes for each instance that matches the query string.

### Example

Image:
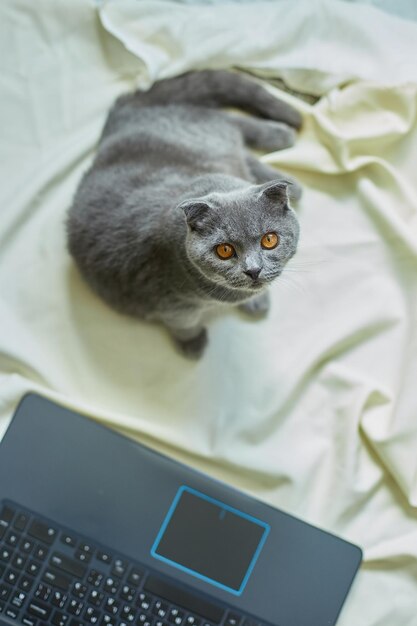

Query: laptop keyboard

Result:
[0,502,263,626]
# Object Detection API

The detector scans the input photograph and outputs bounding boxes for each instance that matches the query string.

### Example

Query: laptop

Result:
[0,393,362,626]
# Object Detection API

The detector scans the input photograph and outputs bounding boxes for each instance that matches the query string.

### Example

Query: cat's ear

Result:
[259,180,289,203]
[180,201,212,232]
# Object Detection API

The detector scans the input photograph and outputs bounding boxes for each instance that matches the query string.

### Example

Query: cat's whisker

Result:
[285,256,329,270]
[277,273,307,296]
[280,267,313,274]
[277,281,304,298]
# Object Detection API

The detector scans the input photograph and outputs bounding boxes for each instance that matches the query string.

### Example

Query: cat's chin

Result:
[229,279,266,291]
[249,282,267,292]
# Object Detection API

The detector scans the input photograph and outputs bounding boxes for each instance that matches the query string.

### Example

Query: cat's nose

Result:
[244,267,261,280]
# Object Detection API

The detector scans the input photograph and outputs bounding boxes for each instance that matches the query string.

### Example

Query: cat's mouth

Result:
[248,279,265,290]
[227,277,266,291]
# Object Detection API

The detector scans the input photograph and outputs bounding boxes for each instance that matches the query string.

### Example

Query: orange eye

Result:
[261,232,279,250]
[216,243,235,259]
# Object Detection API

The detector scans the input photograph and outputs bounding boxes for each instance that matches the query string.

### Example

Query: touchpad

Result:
[151,486,270,595]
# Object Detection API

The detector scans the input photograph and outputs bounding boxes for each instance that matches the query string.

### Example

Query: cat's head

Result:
[180,180,299,292]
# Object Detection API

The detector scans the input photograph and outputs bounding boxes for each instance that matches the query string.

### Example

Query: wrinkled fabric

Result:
[98,0,417,95]
[0,1,417,625]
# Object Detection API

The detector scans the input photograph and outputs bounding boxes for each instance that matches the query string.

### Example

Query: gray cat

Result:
[67,70,302,358]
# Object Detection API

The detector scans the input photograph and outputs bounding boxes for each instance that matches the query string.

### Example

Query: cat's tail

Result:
[129,70,302,129]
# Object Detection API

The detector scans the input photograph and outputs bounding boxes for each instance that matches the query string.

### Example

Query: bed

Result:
[1,1,416,623]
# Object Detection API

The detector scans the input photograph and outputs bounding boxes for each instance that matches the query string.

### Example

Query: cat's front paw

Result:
[263,122,296,151]
[239,291,271,317]
[174,328,208,359]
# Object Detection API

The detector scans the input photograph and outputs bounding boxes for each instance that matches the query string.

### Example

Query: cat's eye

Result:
[216,243,235,259]
[261,232,279,250]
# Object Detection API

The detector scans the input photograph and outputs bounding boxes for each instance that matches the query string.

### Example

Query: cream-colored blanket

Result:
[0,1,416,624]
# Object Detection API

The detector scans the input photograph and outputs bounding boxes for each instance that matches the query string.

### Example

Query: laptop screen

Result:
[151,486,270,595]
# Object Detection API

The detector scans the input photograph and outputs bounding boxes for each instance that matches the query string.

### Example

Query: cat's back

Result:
[98,101,244,175]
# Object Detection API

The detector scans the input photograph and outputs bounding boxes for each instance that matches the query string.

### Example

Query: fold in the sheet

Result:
[98,0,417,95]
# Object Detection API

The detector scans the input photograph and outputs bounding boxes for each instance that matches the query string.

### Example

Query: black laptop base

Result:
[0,394,362,626]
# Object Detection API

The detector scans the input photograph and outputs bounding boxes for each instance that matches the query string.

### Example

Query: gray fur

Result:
[67,70,301,358]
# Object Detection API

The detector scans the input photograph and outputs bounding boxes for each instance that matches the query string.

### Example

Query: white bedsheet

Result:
[0,1,416,624]
[98,0,417,95]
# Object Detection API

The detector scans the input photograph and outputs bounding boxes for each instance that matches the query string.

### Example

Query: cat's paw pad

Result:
[239,291,271,317]
[174,328,208,359]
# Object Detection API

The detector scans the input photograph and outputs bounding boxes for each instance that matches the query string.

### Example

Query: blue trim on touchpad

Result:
[151,486,270,596]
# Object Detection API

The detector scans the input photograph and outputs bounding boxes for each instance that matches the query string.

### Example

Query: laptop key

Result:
[75,549,91,564]
[12,554,26,570]
[127,567,143,586]
[28,600,52,620]
[35,583,52,602]
[42,568,72,591]
[225,614,243,626]
[52,610,70,626]
[168,608,185,625]
[33,544,49,561]
[27,560,42,576]
[138,592,152,611]
[0,548,11,563]
[0,505,15,524]
[13,513,29,532]
[22,615,37,626]
[61,533,77,548]
[50,553,87,578]
[5,569,19,585]
[78,542,94,554]
[51,590,67,608]
[87,569,104,587]
[153,600,168,618]
[84,605,101,624]
[104,596,120,615]
[68,599,84,616]
[20,539,35,554]
[11,591,26,608]
[103,577,119,595]
[120,604,136,622]
[5,606,19,619]
[110,558,127,578]
[185,617,201,626]
[88,589,104,607]
[72,582,88,599]
[6,531,20,547]
[96,551,112,565]
[0,583,12,601]
[28,519,57,545]
[120,584,136,602]
[19,575,35,592]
